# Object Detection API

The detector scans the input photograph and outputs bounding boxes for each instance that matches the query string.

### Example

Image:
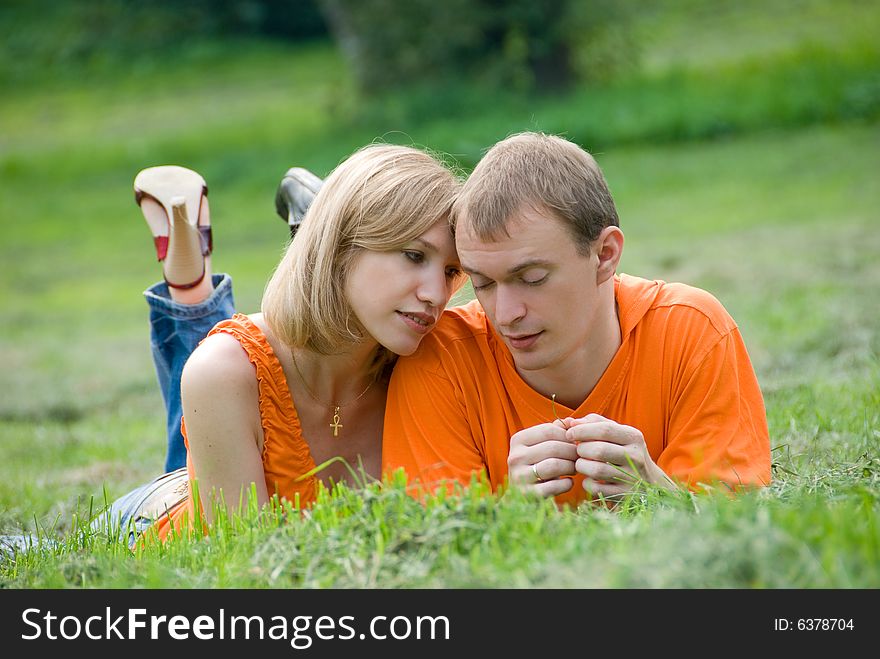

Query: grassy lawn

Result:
[1,0,878,587]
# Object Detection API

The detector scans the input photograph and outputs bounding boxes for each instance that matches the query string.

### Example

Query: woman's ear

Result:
[594,226,624,284]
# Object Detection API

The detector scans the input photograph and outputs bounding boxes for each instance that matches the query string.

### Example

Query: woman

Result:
[112,144,464,543]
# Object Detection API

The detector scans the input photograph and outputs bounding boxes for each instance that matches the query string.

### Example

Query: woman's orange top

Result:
[152,314,318,541]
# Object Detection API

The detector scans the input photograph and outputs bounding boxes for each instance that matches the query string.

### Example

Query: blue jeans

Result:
[145,273,236,472]
[98,466,190,547]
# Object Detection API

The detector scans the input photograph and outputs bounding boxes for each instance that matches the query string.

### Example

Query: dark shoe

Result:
[275,167,323,239]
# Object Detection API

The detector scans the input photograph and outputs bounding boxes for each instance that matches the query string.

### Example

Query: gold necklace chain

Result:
[290,350,375,437]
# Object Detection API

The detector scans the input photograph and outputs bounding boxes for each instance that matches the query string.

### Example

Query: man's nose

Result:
[493,285,526,327]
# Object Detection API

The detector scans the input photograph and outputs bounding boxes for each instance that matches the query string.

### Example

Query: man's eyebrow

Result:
[507,259,553,275]
[461,259,552,278]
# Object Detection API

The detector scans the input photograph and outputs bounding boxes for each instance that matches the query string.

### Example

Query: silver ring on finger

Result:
[532,462,544,483]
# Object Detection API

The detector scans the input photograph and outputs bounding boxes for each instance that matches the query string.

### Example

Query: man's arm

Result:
[382,355,488,493]
[569,327,771,496]
[658,326,771,489]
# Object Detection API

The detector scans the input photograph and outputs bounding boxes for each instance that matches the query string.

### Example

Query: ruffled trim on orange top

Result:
[153,313,318,542]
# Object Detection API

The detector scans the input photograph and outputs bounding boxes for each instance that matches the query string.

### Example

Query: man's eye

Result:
[472,281,494,291]
[523,275,547,286]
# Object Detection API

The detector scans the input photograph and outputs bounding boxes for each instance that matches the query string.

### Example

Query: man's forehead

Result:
[457,203,559,244]
[455,205,568,249]
[457,208,575,276]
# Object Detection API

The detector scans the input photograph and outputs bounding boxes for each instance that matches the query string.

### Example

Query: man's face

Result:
[456,205,604,375]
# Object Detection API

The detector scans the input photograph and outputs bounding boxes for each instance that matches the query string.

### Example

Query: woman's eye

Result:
[404,250,425,264]
[446,267,463,279]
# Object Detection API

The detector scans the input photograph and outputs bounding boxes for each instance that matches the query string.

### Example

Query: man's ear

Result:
[594,226,624,284]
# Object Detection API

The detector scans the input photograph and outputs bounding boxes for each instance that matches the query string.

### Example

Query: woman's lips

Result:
[398,311,434,335]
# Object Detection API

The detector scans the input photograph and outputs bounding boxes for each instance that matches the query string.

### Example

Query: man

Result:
[382,132,770,504]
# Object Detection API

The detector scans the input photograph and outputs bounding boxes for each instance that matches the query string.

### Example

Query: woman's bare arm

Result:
[180,333,268,523]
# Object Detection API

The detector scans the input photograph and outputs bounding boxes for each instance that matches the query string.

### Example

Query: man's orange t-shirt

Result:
[382,274,771,505]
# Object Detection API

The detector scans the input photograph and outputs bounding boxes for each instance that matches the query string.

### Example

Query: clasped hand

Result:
[507,414,672,501]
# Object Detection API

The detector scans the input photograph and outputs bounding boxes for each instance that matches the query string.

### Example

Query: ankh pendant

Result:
[330,406,342,437]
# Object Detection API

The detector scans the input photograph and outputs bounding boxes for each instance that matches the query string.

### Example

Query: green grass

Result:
[1,1,878,587]
[4,473,878,588]
[636,0,880,74]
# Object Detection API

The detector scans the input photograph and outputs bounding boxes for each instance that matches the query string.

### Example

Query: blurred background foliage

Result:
[0,0,632,92]
[0,0,328,75]
[2,0,877,137]
[318,0,635,92]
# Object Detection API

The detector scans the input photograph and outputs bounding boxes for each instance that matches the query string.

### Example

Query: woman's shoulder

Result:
[180,328,264,454]
[244,312,271,339]
[182,331,257,395]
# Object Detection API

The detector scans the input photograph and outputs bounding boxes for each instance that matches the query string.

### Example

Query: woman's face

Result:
[345,218,462,356]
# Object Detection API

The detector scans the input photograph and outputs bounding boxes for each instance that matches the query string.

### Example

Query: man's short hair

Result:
[452,132,619,253]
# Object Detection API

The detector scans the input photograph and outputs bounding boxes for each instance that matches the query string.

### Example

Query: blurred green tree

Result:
[316,0,634,93]
[2,0,634,93]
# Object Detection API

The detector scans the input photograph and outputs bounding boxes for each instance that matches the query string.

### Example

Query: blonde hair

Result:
[452,132,619,254]
[262,144,460,374]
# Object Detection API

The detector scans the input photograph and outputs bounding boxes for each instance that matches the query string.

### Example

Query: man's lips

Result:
[397,311,436,335]
[504,331,543,350]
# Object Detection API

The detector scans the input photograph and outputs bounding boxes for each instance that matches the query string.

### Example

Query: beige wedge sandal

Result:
[134,165,212,289]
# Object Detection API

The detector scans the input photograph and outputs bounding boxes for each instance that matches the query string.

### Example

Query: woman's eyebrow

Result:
[412,237,438,252]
